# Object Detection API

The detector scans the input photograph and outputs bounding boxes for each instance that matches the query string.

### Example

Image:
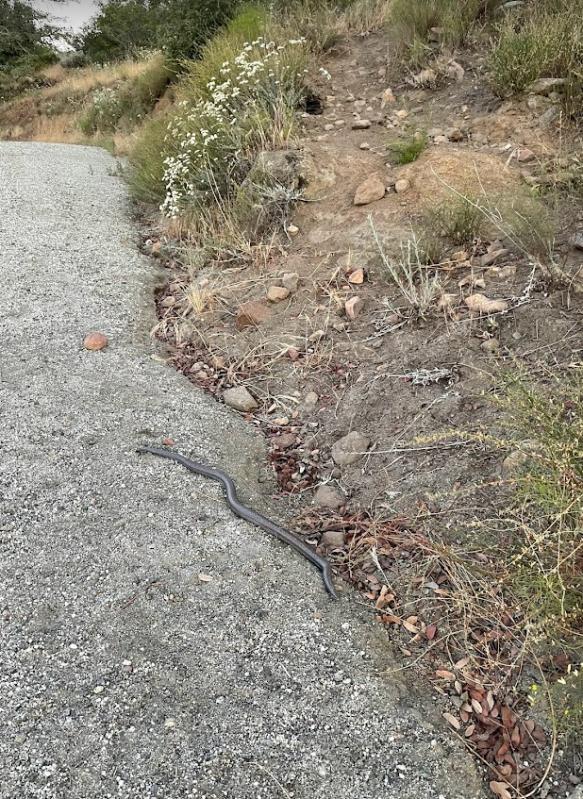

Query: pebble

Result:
[331,431,371,466]
[223,386,258,412]
[83,331,108,351]
[353,175,385,206]
[395,179,410,194]
[314,485,345,510]
[345,296,365,319]
[352,119,371,130]
[282,271,300,291]
[267,285,291,303]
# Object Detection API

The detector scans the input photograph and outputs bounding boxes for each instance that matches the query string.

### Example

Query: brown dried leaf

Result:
[436,669,455,681]
[465,724,476,738]
[443,712,461,731]
[425,623,438,640]
[471,698,483,715]
[490,780,512,799]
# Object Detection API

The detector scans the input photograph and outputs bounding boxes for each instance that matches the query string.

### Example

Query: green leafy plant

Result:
[388,132,427,165]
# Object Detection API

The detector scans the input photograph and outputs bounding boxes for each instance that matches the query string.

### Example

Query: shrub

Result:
[388,132,427,165]
[489,0,583,111]
[160,34,309,217]
[425,194,486,246]
[389,0,491,60]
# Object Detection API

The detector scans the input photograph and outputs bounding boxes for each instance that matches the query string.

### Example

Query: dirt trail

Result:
[0,141,489,798]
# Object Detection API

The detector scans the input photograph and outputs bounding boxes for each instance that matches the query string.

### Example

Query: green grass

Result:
[389,0,492,63]
[388,132,428,165]
[489,0,583,112]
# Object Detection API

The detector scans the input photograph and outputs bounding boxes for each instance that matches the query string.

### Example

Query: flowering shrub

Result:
[161,35,309,217]
[79,87,124,134]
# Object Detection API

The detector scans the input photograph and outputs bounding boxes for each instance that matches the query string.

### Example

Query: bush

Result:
[389,0,491,60]
[388,132,427,165]
[159,34,309,217]
[489,0,583,111]
[425,194,486,246]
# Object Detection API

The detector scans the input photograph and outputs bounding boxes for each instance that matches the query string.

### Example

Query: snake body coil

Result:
[137,446,338,599]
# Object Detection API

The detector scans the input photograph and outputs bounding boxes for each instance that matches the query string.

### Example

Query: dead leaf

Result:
[435,669,455,680]
[348,268,365,285]
[471,698,483,715]
[465,724,476,738]
[490,780,512,799]
[443,712,461,730]
[425,623,438,640]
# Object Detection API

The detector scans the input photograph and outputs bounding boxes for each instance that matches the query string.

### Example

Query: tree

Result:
[157,0,239,60]
[0,0,60,66]
[80,0,158,63]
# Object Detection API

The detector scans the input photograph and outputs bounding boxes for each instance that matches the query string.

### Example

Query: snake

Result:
[137,446,338,599]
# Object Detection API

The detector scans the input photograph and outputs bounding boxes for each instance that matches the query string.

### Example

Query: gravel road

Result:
[0,142,486,799]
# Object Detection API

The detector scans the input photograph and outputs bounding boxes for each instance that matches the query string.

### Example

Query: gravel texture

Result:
[0,142,486,799]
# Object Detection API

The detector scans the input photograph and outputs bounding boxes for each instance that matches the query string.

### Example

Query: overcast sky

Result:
[32,0,99,33]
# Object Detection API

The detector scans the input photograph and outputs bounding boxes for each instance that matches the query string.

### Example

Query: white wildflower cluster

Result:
[161,36,307,218]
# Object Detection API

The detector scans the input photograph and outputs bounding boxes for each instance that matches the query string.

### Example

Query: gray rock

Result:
[501,450,529,479]
[314,485,345,509]
[282,271,300,292]
[352,119,371,130]
[570,232,583,251]
[529,77,567,95]
[332,431,371,466]
[320,530,347,549]
[223,386,258,412]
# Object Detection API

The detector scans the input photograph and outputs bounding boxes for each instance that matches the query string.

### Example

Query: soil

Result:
[145,29,583,797]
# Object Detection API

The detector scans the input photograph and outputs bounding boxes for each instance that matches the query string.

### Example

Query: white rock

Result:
[223,386,258,412]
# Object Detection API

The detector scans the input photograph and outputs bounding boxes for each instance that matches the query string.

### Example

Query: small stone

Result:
[347,268,365,284]
[314,485,345,510]
[395,109,409,120]
[282,271,300,291]
[164,718,177,729]
[308,329,326,343]
[332,431,371,466]
[287,224,300,237]
[267,285,291,303]
[481,338,500,354]
[345,296,365,319]
[324,123,334,131]
[334,119,345,127]
[517,148,535,163]
[570,232,583,250]
[320,529,347,549]
[381,88,396,107]
[286,346,300,361]
[275,433,296,449]
[502,450,529,479]
[480,249,509,267]
[395,178,410,193]
[83,332,108,351]
[236,301,271,330]
[161,296,176,308]
[529,77,566,95]
[359,142,370,150]
[352,118,371,130]
[223,386,258,412]
[303,391,319,410]
[93,685,105,694]
[447,127,464,142]
[353,175,385,206]
[465,293,509,314]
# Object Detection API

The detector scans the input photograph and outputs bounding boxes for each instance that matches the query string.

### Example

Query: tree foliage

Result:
[0,0,60,66]
[79,0,241,63]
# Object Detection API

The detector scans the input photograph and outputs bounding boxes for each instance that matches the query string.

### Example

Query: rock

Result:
[320,529,347,549]
[481,338,500,354]
[236,300,271,330]
[395,109,409,120]
[447,127,464,142]
[347,268,365,285]
[413,68,437,87]
[314,485,345,510]
[538,106,560,128]
[83,332,108,351]
[286,346,300,361]
[501,449,528,479]
[434,135,449,144]
[447,60,465,82]
[267,285,290,303]
[274,432,296,449]
[160,295,176,308]
[516,148,535,163]
[570,232,583,250]
[345,296,365,319]
[287,224,300,237]
[464,293,509,314]
[353,175,385,206]
[334,119,345,127]
[381,88,396,107]
[480,249,509,266]
[395,178,410,193]
[324,123,334,131]
[332,431,371,466]
[223,386,258,412]
[282,272,300,291]
[303,391,319,410]
[352,118,371,130]
[359,142,370,150]
[529,77,566,95]
[248,149,300,189]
